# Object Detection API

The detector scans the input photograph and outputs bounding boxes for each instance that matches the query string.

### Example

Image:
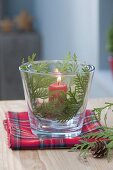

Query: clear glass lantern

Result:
[19,60,95,138]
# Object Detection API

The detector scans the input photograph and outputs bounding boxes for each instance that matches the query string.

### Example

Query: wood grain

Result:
[0,99,113,170]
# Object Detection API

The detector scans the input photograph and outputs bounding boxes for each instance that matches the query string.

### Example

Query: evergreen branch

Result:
[21,52,90,122]
[93,102,113,124]
[56,52,78,73]
[70,102,113,162]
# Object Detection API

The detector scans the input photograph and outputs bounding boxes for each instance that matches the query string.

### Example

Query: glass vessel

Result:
[19,60,95,138]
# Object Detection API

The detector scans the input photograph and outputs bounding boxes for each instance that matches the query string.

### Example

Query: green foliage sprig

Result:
[20,52,90,122]
[20,53,50,73]
[70,102,113,161]
[56,52,78,73]
[93,102,113,126]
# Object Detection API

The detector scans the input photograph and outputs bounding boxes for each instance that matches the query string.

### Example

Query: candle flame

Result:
[57,76,61,85]
[54,68,61,85]
[54,68,59,73]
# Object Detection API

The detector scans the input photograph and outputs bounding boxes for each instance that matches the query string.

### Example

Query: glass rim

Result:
[19,60,95,76]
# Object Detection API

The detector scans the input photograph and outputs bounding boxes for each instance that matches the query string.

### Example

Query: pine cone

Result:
[90,141,108,158]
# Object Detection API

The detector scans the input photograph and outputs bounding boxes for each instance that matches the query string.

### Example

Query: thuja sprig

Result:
[56,52,79,73]
[20,53,50,73]
[93,102,113,126]
[70,102,113,161]
[20,52,90,122]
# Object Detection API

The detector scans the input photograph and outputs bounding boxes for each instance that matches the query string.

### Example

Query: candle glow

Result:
[54,68,61,85]
[54,68,59,73]
[48,68,67,101]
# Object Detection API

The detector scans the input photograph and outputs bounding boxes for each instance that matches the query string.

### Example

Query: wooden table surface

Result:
[0,99,113,170]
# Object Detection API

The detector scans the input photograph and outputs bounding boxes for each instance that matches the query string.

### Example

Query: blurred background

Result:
[0,0,113,99]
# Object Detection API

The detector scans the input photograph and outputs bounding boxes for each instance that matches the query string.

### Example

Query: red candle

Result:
[48,73,67,101]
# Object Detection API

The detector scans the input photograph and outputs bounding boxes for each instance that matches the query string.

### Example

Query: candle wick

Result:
[57,82,60,86]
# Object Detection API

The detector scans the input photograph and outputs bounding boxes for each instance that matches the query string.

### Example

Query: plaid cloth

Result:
[3,110,102,150]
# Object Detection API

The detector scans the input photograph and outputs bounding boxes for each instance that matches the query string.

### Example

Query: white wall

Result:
[73,0,99,67]
[34,0,99,68]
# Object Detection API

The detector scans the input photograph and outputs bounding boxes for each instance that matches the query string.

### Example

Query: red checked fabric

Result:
[3,110,102,150]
